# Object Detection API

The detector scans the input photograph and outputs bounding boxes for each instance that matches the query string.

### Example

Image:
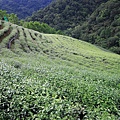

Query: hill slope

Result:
[0,0,53,19]
[29,0,120,54]
[0,20,120,119]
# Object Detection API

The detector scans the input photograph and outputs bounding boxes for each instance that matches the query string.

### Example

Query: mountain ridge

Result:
[29,0,108,30]
[0,0,54,18]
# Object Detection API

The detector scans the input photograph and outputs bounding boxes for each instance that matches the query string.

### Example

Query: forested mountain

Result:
[0,0,54,19]
[29,0,120,54]
[29,0,108,31]
[73,0,120,54]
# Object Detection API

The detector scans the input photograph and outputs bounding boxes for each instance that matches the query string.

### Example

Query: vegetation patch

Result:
[0,21,120,119]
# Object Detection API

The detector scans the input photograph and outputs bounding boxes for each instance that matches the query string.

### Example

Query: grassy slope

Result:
[0,21,120,119]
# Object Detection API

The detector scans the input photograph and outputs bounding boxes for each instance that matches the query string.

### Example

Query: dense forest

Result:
[29,0,108,31]
[74,0,120,54]
[0,0,54,19]
[29,0,120,54]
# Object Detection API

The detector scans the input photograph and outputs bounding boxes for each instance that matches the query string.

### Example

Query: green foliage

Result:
[0,10,19,24]
[8,13,19,24]
[22,21,63,34]
[27,0,120,54]
[29,0,108,31]
[0,10,62,35]
[0,10,8,19]
[0,0,53,19]
[0,52,120,119]
[0,21,120,119]
[74,0,120,54]
[109,46,120,54]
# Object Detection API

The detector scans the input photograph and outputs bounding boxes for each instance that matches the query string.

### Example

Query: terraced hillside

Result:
[0,20,120,119]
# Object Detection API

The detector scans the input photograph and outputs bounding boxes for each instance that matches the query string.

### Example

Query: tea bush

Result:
[0,59,120,119]
[0,20,120,119]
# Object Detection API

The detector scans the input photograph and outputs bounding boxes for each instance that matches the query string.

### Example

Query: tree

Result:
[22,21,62,34]
[8,13,19,24]
[107,36,119,48]
[0,10,8,19]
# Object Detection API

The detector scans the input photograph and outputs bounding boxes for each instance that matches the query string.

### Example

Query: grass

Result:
[0,20,120,119]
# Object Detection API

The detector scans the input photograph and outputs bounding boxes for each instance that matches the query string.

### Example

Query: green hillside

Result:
[74,0,120,54]
[0,20,120,119]
[29,0,120,54]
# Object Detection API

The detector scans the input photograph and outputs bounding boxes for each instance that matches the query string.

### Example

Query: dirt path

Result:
[7,31,19,49]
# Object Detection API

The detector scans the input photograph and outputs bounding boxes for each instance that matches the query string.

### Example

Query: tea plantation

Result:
[0,20,120,119]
